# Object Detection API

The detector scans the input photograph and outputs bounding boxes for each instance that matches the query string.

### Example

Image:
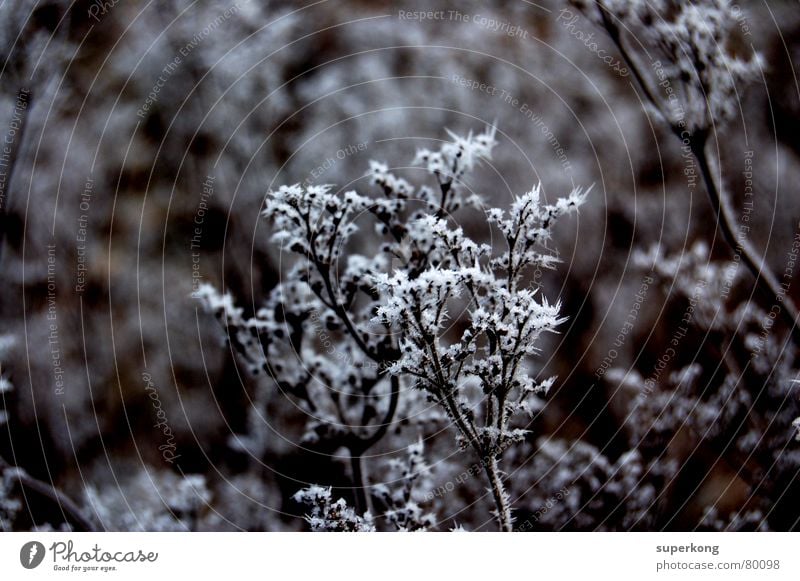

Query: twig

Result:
[0,88,32,266]
[0,456,94,531]
[691,138,800,341]
[349,453,371,516]
[592,0,800,343]
[482,455,513,532]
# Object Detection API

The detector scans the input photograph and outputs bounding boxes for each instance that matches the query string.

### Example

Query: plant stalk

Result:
[482,455,513,532]
[692,139,800,343]
[349,452,371,516]
[0,456,94,531]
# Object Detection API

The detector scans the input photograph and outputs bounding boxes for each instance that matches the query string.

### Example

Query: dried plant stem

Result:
[0,88,31,265]
[0,456,94,531]
[692,140,800,342]
[349,453,370,516]
[427,332,513,531]
[593,0,800,342]
[483,456,513,532]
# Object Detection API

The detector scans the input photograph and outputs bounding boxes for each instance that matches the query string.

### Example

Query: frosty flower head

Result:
[165,475,212,515]
[410,126,498,208]
[293,485,375,532]
[369,161,413,197]
[653,0,763,133]
[574,0,762,137]
[412,126,496,177]
[373,438,437,531]
[193,283,241,320]
[371,177,584,467]
[200,126,587,532]
[634,240,741,331]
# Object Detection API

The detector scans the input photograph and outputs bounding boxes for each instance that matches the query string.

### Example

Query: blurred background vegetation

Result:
[1,0,799,530]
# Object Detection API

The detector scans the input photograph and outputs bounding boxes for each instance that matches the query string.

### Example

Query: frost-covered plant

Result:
[199,127,587,531]
[0,341,20,532]
[633,241,740,331]
[0,342,19,531]
[372,438,436,531]
[293,485,375,532]
[499,238,797,531]
[575,0,800,338]
[0,468,22,532]
[700,506,770,532]
[601,243,800,529]
[632,242,800,446]
[0,337,91,532]
[571,0,762,137]
[0,377,20,531]
[0,342,10,428]
[511,437,670,531]
[85,469,211,532]
[373,184,586,530]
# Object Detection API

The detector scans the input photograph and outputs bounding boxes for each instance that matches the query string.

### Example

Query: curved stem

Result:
[692,140,800,342]
[361,374,400,449]
[0,456,94,531]
[0,88,31,266]
[316,261,377,361]
[594,2,669,124]
[591,3,800,343]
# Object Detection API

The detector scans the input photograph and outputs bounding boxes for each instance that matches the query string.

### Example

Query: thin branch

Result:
[594,2,671,127]
[482,455,513,532]
[360,374,401,450]
[592,0,800,343]
[316,260,378,361]
[0,88,32,266]
[349,453,371,516]
[692,140,800,342]
[0,456,94,531]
